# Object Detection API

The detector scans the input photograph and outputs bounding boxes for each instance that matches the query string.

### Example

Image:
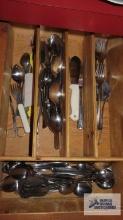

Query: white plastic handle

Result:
[18,104,30,133]
[69,84,79,121]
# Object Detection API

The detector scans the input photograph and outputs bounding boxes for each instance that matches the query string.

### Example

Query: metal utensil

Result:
[95,38,108,130]
[11,84,30,133]
[0,176,18,192]
[11,64,25,83]
[94,167,115,189]
[95,178,115,189]
[47,34,63,58]
[77,66,84,129]
[30,162,68,171]
[9,166,34,180]
[51,56,64,76]
[2,162,24,174]
[18,176,49,198]
[49,80,63,105]
[73,181,92,197]
[48,104,62,133]
[20,52,32,73]
[58,179,74,195]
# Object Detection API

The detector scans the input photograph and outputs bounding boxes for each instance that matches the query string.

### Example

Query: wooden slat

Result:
[0,23,13,156]
[107,44,123,158]
[83,35,97,157]
[32,27,40,158]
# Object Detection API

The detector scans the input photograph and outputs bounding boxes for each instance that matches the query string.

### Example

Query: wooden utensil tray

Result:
[0,23,123,161]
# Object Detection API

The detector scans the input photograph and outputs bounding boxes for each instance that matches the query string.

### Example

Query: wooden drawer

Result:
[0,161,123,217]
[0,22,123,161]
[0,22,123,218]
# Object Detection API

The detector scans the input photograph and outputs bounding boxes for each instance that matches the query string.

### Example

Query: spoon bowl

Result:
[20,53,31,73]
[11,64,24,83]
[73,181,92,197]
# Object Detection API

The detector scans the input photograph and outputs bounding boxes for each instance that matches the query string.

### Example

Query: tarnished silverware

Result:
[95,38,109,131]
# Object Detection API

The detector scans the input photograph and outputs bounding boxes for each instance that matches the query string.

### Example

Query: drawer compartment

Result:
[0,161,122,215]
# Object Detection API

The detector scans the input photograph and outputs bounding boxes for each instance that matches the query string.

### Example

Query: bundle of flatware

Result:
[8,52,33,137]
[38,34,65,149]
[95,38,110,132]
[0,161,115,198]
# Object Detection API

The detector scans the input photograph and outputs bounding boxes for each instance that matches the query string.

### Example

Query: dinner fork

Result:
[95,38,108,130]
[11,84,30,133]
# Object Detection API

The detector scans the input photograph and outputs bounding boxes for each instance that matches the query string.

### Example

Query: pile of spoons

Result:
[0,161,115,198]
[39,34,65,149]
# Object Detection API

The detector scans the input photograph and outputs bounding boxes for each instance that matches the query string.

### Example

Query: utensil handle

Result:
[77,87,84,129]
[9,96,17,134]
[70,84,79,121]
[18,104,30,133]
[54,132,60,150]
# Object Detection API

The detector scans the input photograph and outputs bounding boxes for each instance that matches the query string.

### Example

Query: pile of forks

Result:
[95,38,110,132]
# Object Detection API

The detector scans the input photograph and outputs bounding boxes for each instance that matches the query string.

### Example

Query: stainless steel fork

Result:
[95,38,108,130]
[11,83,30,133]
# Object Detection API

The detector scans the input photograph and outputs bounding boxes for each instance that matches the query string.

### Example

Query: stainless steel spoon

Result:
[73,181,92,197]
[20,52,32,73]
[0,176,18,192]
[11,64,25,83]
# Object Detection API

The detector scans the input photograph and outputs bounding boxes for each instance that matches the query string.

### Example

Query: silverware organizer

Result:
[0,24,123,160]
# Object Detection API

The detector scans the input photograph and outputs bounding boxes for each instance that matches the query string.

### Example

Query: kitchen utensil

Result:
[20,52,32,73]
[11,64,25,83]
[47,34,63,57]
[73,181,92,197]
[58,179,74,195]
[2,162,24,174]
[39,67,53,88]
[69,56,81,84]
[11,83,30,133]
[49,80,63,105]
[51,56,64,76]
[18,176,49,198]
[0,176,18,192]
[95,178,115,189]
[77,66,84,129]
[48,105,62,133]
[30,162,68,171]
[94,167,115,189]
[9,166,33,180]
[48,104,62,149]
[95,38,108,130]
[52,166,94,179]
[8,95,18,136]
[69,56,84,125]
